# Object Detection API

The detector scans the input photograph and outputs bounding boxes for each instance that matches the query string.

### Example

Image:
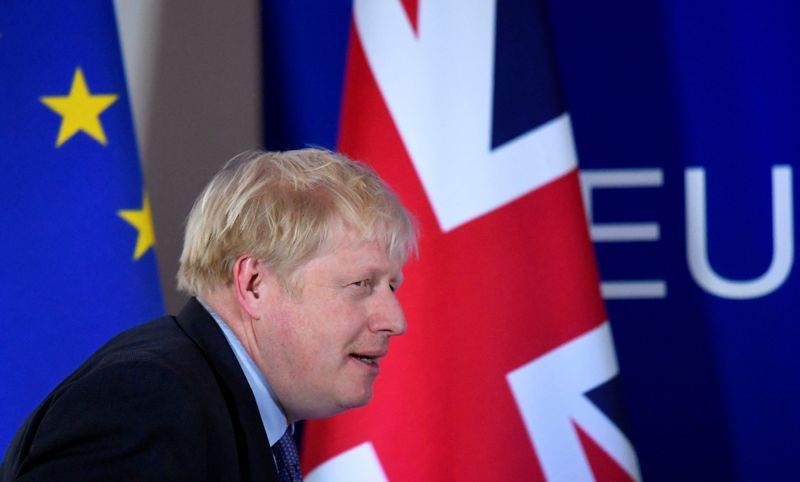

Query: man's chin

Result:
[340,386,374,411]
[305,390,374,420]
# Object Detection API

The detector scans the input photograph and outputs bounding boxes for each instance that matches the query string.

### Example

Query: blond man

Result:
[2,149,417,481]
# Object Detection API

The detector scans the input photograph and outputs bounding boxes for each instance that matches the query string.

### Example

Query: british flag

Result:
[301,1,640,480]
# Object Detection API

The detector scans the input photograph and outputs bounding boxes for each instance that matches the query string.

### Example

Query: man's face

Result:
[255,225,407,422]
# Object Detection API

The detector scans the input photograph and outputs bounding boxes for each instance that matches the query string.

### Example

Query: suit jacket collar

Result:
[175,297,278,481]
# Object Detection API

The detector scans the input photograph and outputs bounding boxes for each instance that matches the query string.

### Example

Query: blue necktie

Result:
[274,428,303,482]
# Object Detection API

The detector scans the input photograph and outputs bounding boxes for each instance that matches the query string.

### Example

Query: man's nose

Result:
[368,287,407,336]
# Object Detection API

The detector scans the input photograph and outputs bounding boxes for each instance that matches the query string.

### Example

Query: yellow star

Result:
[40,67,118,147]
[118,192,156,261]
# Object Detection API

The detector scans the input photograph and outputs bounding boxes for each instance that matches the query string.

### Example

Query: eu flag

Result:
[0,1,164,451]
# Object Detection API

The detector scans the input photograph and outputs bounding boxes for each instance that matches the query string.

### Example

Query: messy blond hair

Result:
[177,148,417,296]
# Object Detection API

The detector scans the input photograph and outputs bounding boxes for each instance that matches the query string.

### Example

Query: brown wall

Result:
[116,0,263,313]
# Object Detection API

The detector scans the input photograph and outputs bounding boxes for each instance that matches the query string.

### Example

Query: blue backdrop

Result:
[2,2,796,480]
[261,1,800,480]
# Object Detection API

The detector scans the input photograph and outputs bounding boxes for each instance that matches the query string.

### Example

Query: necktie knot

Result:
[274,428,303,482]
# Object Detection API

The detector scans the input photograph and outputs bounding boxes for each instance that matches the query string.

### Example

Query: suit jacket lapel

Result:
[175,298,278,481]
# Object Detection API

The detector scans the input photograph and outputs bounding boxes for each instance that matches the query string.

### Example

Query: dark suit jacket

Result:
[1,298,278,481]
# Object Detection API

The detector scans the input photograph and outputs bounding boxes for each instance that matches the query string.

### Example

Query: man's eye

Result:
[352,279,371,289]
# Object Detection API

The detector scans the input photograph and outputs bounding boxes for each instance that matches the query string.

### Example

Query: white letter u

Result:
[686,166,794,299]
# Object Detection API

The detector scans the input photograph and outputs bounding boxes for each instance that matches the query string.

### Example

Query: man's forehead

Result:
[326,220,390,252]
[316,225,402,269]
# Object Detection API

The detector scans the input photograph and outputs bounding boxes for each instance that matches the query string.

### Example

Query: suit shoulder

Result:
[69,316,210,382]
[7,342,218,480]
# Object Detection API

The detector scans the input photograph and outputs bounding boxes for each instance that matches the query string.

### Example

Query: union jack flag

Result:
[302,1,640,480]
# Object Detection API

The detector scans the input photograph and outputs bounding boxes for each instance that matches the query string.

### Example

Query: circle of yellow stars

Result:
[40,67,156,261]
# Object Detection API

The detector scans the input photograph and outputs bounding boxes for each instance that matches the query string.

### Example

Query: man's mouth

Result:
[349,351,386,368]
[351,354,379,365]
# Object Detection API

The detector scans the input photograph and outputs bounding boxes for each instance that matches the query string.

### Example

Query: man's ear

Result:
[232,255,271,319]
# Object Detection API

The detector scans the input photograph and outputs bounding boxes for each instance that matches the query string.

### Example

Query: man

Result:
[1,148,417,481]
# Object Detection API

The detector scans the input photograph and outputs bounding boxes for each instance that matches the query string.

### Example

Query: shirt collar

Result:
[197,297,289,446]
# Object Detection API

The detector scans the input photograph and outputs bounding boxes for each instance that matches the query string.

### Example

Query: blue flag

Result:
[0,1,164,451]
